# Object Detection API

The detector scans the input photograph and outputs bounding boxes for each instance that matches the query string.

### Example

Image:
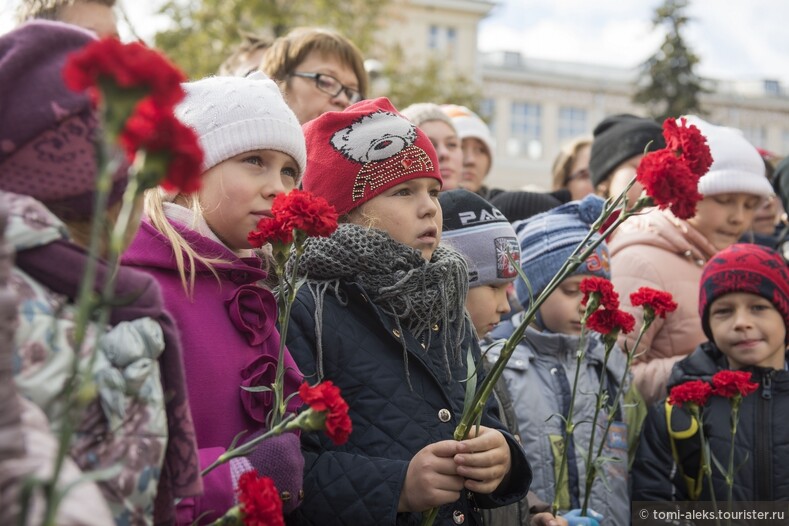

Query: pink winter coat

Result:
[609,209,719,405]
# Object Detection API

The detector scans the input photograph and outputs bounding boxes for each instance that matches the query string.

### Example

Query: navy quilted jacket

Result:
[285,281,532,525]
[633,343,789,502]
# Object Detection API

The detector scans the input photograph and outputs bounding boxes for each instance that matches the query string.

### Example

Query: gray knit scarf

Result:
[293,223,469,383]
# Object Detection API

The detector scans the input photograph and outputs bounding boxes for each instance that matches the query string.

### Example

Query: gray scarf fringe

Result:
[292,224,469,385]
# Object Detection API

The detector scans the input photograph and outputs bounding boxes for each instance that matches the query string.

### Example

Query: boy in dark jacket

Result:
[633,243,789,503]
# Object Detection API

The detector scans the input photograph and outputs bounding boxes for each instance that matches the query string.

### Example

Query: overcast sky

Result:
[2,0,788,86]
[478,0,789,86]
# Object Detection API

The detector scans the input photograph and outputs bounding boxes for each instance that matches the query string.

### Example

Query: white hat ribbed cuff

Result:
[698,169,774,197]
[199,117,307,175]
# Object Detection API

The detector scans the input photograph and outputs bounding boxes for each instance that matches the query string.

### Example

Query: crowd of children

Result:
[2,8,789,526]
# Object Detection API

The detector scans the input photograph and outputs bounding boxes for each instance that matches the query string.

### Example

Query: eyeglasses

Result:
[566,168,591,184]
[291,72,362,104]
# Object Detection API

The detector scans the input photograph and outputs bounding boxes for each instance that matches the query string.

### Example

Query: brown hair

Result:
[551,135,592,191]
[16,0,115,23]
[218,31,273,76]
[260,27,368,100]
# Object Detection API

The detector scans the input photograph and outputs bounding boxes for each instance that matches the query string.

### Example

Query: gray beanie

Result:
[439,189,520,287]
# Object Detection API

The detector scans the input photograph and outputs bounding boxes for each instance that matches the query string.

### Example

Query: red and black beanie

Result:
[301,97,441,216]
[699,243,789,342]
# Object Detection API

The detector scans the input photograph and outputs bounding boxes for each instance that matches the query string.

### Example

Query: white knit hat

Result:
[399,102,456,131]
[441,104,494,170]
[176,73,307,176]
[683,115,772,197]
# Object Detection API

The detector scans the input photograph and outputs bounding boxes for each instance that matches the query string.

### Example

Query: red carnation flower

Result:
[272,189,339,238]
[662,117,714,178]
[598,208,621,237]
[236,471,284,526]
[248,216,294,248]
[298,381,352,445]
[636,149,703,220]
[630,287,678,319]
[121,99,203,193]
[711,370,759,399]
[580,277,619,310]
[63,37,185,109]
[587,308,635,336]
[668,380,713,408]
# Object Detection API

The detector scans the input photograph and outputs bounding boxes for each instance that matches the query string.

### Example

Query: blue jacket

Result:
[285,280,531,525]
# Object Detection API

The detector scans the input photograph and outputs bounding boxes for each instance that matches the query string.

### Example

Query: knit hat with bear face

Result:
[301,97,441,216]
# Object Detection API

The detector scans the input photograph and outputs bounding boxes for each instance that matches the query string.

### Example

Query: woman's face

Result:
[283,51,360,124]
[420,120,462,191]
[599,154,644,206]
[566,144,593,201]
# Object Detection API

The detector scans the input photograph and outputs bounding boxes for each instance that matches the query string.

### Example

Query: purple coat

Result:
[123,218,303,523]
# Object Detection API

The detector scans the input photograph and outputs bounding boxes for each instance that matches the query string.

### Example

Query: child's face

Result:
[467,283,511,338]
[348,177,442,261]
[538,274,587,335]
[420,120,462,191]
[709,292,787,370]
[199,150,299,251]
[687,193,762,251]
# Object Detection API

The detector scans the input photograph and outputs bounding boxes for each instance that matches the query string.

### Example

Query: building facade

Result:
[375,0,789,191]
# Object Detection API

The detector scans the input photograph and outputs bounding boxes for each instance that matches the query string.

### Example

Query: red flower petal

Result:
[668,380,713,407]
[630,287,678,319]
[298,381,352,445]
[236,471,284,526]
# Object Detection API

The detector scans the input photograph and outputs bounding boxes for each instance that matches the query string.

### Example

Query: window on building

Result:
[558,106,587,141]
[743,126,766,148]
[446,27,457,59]
[428,25,439,49]
[479,98,495,136]
[510,102,542,159]
[783,130,789,155]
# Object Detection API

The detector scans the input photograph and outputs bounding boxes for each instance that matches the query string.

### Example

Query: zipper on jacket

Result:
[756,371,773,499]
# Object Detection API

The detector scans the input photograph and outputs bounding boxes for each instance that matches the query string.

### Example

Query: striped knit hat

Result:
[514,194,609,309]
[699,243,789,343]
[439,189,520,287]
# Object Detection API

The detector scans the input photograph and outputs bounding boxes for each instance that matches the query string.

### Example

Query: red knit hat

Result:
[301,97,441,216]
[699,243,789,343]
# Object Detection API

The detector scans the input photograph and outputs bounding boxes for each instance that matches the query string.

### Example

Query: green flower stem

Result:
[582,315,652,515]
[551,323,590,516]
[201,412,302,478]
[41,130,121,526]
[725,397,742,526]
[579,338,615,517]
[271,235,305,428]
[692,404,721,526]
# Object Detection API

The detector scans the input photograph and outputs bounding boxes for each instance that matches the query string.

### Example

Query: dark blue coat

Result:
[633,343,789,502]
[285,281,531,525]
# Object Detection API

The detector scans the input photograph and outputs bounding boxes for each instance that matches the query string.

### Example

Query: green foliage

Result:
[371,45,482,112]
[152,0,389,79]
[633,0,707,121]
